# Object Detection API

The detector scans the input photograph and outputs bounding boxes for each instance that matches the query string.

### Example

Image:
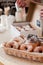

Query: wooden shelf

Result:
[13,22,29,26]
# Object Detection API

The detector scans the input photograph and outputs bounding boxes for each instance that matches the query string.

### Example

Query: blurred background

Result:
[0,0,42,15]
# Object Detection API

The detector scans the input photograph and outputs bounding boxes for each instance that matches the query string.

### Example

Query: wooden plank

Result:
[26,2,36,22]
[0,62,4,65]
[26,0,43,22]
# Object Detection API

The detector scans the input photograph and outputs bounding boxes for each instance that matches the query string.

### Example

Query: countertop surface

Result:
[0,25,20,43]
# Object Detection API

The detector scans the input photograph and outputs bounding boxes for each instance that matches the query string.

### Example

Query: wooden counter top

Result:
[0,62,4,65]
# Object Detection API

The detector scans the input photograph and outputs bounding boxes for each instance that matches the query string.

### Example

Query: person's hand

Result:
[16,0,31,7]
[16,0,26,8]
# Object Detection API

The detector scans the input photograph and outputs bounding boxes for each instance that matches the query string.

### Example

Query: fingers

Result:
[16,0,26,8]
